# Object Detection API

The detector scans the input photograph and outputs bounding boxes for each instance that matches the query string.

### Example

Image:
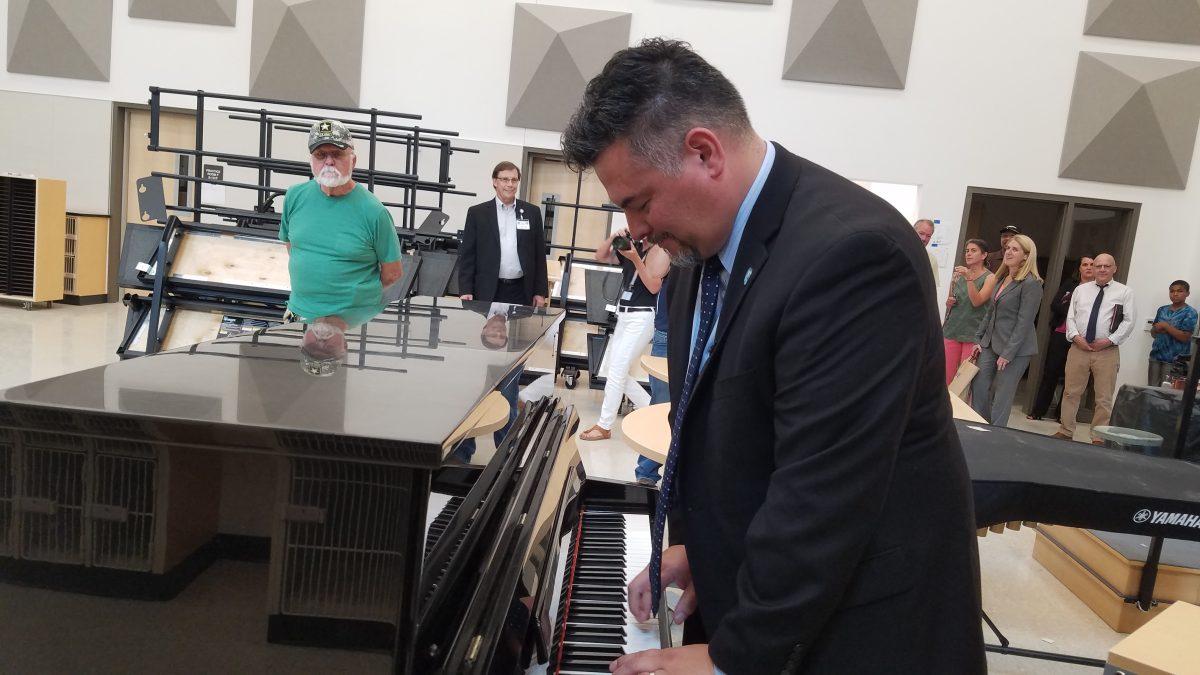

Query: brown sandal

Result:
[579,424,611,441]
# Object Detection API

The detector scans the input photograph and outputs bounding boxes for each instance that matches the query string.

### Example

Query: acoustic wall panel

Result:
[249,0,364,107]
[783,0,919,89]
[1060,52,1200,190]
[128,0,236,27]
[7,0,112,81]
[1085,0,1200,45]
[506,3,631,133]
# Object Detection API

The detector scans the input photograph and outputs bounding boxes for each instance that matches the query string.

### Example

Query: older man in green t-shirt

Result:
[279,119,403,328]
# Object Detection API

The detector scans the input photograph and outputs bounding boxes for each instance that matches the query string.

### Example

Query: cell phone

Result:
[612,235,632,251]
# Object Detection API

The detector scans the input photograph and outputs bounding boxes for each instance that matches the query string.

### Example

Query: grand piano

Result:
[0,298,666,673]
[4,297,1200,672]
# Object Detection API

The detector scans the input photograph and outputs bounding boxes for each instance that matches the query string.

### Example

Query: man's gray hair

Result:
[561,38,752,175]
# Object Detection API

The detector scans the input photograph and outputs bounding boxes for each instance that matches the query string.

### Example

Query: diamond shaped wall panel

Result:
[783,0,919,89]
[506,3,631,133]
[1060,52,1200,189]
[7,0,113,81]
[249,0,364,107]
[128,0,236,26]
[1085,0,1200,45]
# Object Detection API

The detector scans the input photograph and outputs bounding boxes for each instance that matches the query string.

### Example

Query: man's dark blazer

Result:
[457,198,548,305]
[666,144,985,673]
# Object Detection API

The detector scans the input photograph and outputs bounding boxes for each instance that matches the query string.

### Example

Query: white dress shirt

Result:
[1066,279,1136,345]
[495,197,523,280]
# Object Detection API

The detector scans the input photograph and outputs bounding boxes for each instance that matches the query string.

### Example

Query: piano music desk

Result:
[621,403,669,464]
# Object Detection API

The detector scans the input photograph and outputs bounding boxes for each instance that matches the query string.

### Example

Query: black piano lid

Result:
[0,299,563,468]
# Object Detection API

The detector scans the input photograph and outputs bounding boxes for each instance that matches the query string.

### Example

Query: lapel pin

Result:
[744,268,753,285]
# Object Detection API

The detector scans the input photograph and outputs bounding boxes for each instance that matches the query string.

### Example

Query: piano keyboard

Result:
[548,509,662,674]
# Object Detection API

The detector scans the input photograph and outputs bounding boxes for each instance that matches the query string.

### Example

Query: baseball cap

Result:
[308,119,353,153]
[1000,225,1020,235]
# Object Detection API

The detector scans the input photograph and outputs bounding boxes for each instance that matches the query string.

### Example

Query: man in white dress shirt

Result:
[1054,253,1136,444]
[457,161,549,307]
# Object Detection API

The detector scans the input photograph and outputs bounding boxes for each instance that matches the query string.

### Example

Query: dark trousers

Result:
[494,277,528,305]
[1030,333,1071,418]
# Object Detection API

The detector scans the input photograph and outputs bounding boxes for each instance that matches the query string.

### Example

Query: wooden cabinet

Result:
[63,213,109,304]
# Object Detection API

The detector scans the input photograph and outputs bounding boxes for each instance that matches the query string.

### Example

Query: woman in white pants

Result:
[579,230,671,441]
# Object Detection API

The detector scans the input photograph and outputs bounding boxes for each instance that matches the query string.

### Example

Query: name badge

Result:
[605,304,617,313]
[621,290,633,301]
[516,219,531,231]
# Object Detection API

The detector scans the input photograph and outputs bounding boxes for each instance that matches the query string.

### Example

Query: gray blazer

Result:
[976,276,1043,360]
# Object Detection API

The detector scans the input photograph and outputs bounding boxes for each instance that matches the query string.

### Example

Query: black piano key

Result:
[565,615,625,627]
[566,608,625,620]
[556,653,619,667]
[564,629,628,643]
[571,590,626,600]
[563,646,626,658]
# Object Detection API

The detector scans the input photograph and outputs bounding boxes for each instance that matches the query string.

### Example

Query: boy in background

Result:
[1149,280,1197,386]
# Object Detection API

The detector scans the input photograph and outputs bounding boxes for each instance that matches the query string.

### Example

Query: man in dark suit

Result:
[562,39,984,674]
[457,161,549,307]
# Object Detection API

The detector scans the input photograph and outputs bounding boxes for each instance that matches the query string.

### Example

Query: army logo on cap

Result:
[309,119,352,152]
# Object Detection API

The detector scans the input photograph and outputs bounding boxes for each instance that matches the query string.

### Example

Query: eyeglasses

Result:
[312,149,351,162]
[495,177,520,184]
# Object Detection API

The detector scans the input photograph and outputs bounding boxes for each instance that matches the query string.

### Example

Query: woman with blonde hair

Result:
[970,234,1043,426]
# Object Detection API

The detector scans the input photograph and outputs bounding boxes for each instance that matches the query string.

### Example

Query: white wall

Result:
[2,0,1199,389]
[0,90,111,213]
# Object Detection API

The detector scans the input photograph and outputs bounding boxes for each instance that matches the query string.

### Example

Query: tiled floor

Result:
[0,302,1126,672]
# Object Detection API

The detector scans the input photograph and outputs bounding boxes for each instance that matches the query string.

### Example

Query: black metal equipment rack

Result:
[539,189,628,392]
[121,87,482,357]
[146,86,479,230]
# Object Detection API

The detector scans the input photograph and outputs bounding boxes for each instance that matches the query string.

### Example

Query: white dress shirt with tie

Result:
[495,197,523,281]
[1066,279,1136,345]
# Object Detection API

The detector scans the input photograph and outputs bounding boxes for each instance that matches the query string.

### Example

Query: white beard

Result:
[314,167,350,188]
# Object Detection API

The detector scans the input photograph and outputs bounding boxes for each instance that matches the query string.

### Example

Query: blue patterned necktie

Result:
[649,256,723,614]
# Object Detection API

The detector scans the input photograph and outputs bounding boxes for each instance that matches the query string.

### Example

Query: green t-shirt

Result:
[279,181,401,327]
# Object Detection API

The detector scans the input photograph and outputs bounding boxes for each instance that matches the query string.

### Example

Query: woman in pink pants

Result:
[942,239,996,385]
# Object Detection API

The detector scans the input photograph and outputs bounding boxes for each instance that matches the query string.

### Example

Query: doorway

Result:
[121,109,196,228]
[109,106,196,298]
[957,187,1140,415]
